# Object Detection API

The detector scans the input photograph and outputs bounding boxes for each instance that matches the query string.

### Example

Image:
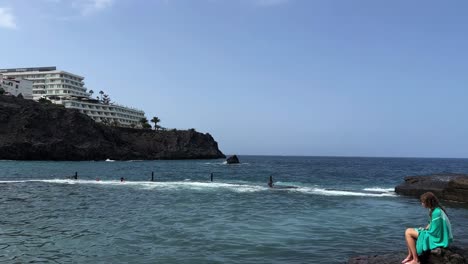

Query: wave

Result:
[0,180,28,183]
[203,162,227,165]
[363,187,395,192]
[220,161,250,165]
[0,180,396,197]
[298,187,396,197]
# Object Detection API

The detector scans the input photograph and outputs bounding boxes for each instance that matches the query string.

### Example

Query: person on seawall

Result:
[402,192,453,264]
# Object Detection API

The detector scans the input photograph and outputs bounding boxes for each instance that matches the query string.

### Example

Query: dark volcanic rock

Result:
[348,246,468,264]
[395,174,468,203]
[226,155,240,164]
[348,252,407,264]
[0,95,225,160]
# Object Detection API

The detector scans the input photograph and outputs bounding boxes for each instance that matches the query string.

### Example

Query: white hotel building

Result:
[0,67,145,127]
[0,75,33,99]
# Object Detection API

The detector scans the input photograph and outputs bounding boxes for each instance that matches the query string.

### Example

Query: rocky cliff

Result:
[0,95,225,160]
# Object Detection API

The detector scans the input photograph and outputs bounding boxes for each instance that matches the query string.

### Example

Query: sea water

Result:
[0,156,467,263]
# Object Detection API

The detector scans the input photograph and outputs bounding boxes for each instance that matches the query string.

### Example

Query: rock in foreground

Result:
[348,246,468,264]
[395,174,468,203]
[0,95,225,160]
[226,155,240,164]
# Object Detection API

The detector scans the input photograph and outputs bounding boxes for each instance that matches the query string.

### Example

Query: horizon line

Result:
[223,154,468,159]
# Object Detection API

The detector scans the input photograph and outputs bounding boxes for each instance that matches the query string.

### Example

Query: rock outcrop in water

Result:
[395,173,468,203]
[226,155,240,164]
[348,245,468,264]
[0,95,225,160]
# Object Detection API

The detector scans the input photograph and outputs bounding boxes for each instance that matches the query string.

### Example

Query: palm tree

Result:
[103,94,111,104]
[140,117,152,129]
[89,90,94,96]
[150,116,161,130]
[99,90,104,101]
[140,117,148,124]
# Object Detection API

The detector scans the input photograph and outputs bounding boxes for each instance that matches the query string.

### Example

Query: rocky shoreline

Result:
[348,246,468,264]
[0,95,225,160]
[395,173,468,203]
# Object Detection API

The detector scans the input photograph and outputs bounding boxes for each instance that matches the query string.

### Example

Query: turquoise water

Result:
[1,156,468,263]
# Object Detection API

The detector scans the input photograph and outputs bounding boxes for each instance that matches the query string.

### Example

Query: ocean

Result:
[1,156,467,263]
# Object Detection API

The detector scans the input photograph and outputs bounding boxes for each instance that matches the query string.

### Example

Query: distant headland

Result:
[0,95,225,160]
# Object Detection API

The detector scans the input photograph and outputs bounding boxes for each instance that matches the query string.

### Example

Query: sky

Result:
[0,0,467,158]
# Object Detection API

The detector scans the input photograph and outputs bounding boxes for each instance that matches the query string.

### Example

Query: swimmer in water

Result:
[268,175,274,188]
[120,177,125,182]
[268,176,297,189]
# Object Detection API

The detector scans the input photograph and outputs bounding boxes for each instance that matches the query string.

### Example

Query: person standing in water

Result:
[268,176,274,188]
[402,192,453,264]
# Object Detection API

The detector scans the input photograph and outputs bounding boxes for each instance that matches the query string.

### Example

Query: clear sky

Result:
[1,0,467,158]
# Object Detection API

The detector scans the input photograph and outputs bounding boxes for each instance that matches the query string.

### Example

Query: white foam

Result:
[0,180,27,183]
[105,159,115,162]
[221,162,250,165]
[0,179,397,197]
[296,187,396,197]
[275,181,305,187]
[9,179,265,193]
[149,181,265,193]
[363,187,395,193]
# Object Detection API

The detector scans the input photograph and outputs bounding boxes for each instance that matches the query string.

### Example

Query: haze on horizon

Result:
[0,0,467,158]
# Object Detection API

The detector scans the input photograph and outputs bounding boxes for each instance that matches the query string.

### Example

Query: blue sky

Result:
[1,0,467,158]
